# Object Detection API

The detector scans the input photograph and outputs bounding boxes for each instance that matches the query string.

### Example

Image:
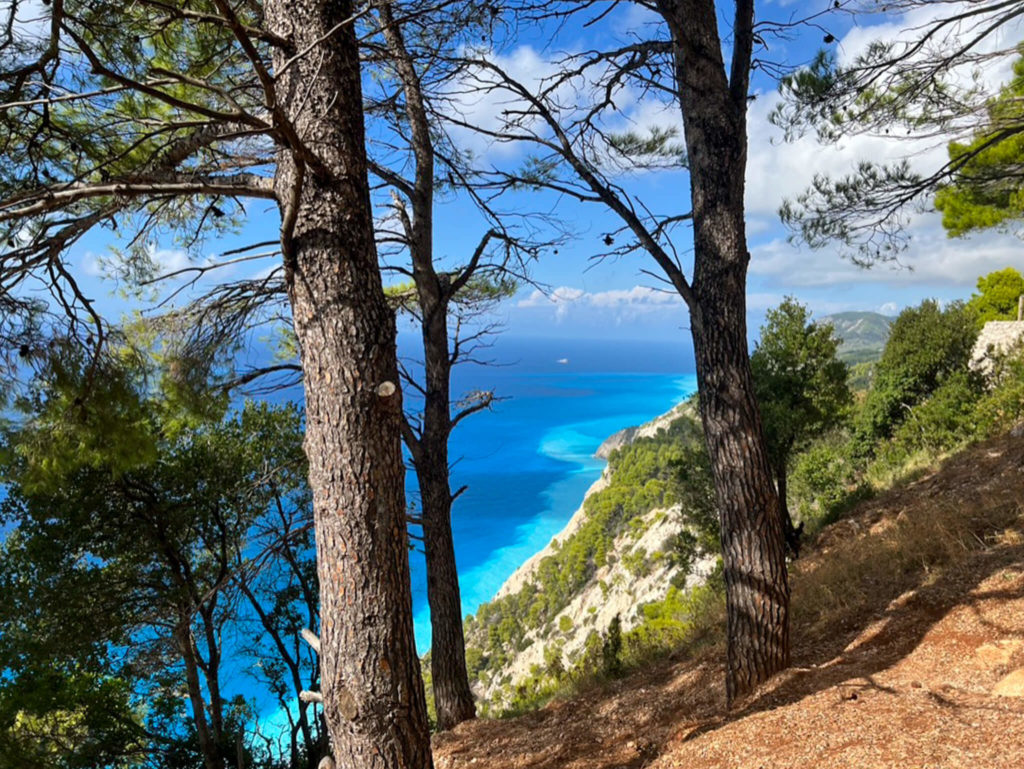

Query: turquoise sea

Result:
[0,332,697,732]
[403,335,697,651]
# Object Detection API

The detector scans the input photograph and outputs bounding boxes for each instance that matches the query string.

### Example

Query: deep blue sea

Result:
[398,335,697,651]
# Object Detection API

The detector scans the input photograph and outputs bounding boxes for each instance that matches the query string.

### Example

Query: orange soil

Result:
[435,433,1024,769]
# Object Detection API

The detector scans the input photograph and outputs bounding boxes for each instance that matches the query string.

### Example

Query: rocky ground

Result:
[436,431,1024,768]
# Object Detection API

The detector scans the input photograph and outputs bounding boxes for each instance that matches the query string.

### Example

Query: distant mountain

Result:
[818,311,894,364]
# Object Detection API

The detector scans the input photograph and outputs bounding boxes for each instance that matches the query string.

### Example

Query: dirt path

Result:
[435,434,1024,769]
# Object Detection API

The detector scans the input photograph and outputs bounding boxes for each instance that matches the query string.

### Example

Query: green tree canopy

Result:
[934,51,1024,237]
[750,298,851,553]
[0,348,318,769]
[752,298,852,466]
[854,299,979,455]
[966,267,1024,326]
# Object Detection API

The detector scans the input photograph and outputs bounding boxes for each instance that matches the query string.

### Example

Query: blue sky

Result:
[42,1,1024,351]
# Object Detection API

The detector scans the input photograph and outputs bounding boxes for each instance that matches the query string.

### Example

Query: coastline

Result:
[490,395,695,605]
[411,372,697,650]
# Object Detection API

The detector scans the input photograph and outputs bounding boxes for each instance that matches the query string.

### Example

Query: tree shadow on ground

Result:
[673,432,1024,748]
[434,434,1024,769]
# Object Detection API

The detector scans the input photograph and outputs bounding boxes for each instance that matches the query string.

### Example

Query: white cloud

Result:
[587,285,679,308]
[82,245,193,281]
[81,251,105,278]
[517,286,585,307]
[750,225,1023,289]
[517,286,585,319]
[519,284,679,309]
[11,1,49,43]
[517,284,684,323]
[147,246,191,274]
[442,45,574,160]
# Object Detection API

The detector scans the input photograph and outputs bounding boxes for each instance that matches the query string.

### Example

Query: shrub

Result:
[853,299,978,455]
[789,433,863,530]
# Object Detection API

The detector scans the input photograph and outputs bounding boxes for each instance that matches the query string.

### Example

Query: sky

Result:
[26,0,1024,354]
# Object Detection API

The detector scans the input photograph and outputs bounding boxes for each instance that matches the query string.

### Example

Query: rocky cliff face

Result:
[477,501,715,703]
[593,402,693,460]
[465,398,717,710]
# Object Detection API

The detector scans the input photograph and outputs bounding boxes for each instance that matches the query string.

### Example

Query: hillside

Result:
[437,428,1024,768]
[462,401,719,711]
[819,311,894,364]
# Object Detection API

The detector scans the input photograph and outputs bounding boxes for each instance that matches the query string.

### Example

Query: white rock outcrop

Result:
[474,400,713,706]
[971,321,1024,377]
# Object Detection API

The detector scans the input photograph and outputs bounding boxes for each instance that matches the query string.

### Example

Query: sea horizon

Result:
[404,334,697,651]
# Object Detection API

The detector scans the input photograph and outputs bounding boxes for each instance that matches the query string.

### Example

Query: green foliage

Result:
[600,614,623,677]
[772,16,1007,251]
[788,279,1024,537]
[771,50,848,142]
[385,274,518,317]
[751,298,852,476]
[973,352,1024,435]
[788,433,869,531]
[621,547,649,577]
[606,126,687,167]
[513,155,561,189]
[419,655,437,731]
[491,567,729,717]
[464,411,718,693]
[622,566,725,663]
[0,672,142,769]
[778,158,923,259]
[0,349,311,768]
[847,361,877,392]
[853,299,978,456]
[935,51,1024,237]
[881,370,984,462]
[6,345,159,488]
[966,267,1024,326]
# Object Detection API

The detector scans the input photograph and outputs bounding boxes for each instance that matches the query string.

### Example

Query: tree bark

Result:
[775,461,803,557]
[267,1,433,766]
[371,0,476,731]
[690,262,791,704]
[176,622,223,769]
[416,317,476,730]
[419,464,477,730]
[660,0,791,703]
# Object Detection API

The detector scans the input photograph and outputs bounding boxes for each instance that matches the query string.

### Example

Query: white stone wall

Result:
[971,321,1024,376]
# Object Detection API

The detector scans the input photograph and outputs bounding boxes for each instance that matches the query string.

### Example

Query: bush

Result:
[885,369,983,458]
[788,433,864,530]
[974,352,1024,437]
[853,299,978,455]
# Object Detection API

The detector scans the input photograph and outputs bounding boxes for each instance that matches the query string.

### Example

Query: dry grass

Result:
[793,487,1023,641]
[436,431,1024,769]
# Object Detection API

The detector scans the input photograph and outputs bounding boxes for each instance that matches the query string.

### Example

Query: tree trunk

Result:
[176,622,223,769]
[690,265,791,703]
[375,0,477,722]
[267,1,433,766]
[417,311,476,731]
[775,461,803,557]
[661,0,791,703]
[776,462,790,531]
[419,458,476,731]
